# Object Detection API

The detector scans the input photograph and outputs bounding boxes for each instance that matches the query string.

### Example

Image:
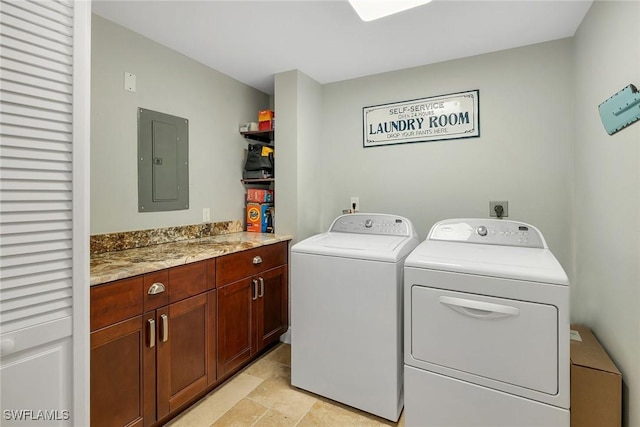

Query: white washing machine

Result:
[291,213,419,422]
[404,219,570,427]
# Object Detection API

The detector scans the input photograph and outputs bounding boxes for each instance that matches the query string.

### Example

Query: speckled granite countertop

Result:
[90,232,292,286]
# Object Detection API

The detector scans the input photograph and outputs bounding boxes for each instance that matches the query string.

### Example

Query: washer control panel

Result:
[330,213,415,237]
[428,218,546,248]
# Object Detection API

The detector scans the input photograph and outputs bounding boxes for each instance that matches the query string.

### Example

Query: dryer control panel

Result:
[330,213,416,237]
[428,218,546,248]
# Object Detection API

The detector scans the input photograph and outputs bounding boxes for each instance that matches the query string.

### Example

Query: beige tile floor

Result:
[166,343,405,427]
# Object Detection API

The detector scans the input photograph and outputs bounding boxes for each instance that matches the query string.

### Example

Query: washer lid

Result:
[405,240,569,285]
[292,232,418,262]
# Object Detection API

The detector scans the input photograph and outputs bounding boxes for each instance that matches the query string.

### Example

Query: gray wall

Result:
[573,2,640,426]
[318,39,575,279]
[294,72,323,243]
[274,70,324,244]
[91,15,269,234]
[273,71,298,241]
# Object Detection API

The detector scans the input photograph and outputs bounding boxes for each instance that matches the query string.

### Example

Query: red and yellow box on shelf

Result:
[246,189,274,203]
[258,109,274,131]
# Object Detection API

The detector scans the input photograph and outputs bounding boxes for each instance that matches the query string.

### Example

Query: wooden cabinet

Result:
[255,264,288,350]
[217,242,288,377]
[156,292,213,417]
[90,315,153,427]
[90,242,288,426]
[217,277,253,376]
[90,276,154,427]
[90,260,213,427]
[155,261,214,417]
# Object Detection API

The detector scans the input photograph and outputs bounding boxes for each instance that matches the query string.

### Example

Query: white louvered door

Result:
[0,0,90,425]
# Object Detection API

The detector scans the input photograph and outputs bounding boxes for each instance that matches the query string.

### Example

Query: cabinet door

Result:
[255,265,288,351]
[90,315,155,427]
[217,278,254,377]
[157,293,209,416]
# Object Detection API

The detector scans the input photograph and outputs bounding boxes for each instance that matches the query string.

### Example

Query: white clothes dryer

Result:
[291,213,419,422]
[404,218,570,427]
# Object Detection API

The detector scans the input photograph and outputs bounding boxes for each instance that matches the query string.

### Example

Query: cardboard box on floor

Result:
[570,324,622,427]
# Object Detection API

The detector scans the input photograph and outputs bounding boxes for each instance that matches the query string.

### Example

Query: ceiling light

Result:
[348,0,433,22]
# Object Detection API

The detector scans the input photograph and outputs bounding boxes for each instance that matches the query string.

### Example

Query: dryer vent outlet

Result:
[490,201,508,218]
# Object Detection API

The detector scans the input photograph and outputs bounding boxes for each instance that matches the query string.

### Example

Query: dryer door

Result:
[410,286,558,395]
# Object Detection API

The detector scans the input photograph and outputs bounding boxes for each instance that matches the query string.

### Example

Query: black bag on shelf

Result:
[242,169,273,180]
[244,144,274,171]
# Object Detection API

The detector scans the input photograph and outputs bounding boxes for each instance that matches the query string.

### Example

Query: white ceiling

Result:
[92,0,593,95]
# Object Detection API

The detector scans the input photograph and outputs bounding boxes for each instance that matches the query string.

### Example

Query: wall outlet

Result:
[202,208,210,222]
[350,197,360,213]
[490,201,508,218]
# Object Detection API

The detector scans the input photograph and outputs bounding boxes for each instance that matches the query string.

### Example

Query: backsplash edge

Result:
[90,220,244,255]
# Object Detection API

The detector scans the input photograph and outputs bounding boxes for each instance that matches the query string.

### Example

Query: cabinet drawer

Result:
[169,260,207,303]
[216,242,287,286]
[144,270,169,312]
[90,276,143,332]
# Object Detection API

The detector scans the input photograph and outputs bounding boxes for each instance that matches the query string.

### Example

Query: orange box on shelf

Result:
[258,109,274,131]
[246,203,273,233]
[258,109,274,122]
[246,203,261,232]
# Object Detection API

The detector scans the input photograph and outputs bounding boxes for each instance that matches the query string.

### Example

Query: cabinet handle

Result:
[258,277,264,298]
[160,314,169,342]
[147,319,155,348]
[252,279,258,301]
[253,256,263,265]
[148,282,166,295]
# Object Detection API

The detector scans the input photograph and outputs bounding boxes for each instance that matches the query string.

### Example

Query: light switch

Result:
[124,72,136,92]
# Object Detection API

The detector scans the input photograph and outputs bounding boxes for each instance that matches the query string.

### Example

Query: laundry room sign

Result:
[362,90,480,147]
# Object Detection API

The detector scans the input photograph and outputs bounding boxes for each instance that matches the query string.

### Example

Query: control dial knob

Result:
[477,225,488,236]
